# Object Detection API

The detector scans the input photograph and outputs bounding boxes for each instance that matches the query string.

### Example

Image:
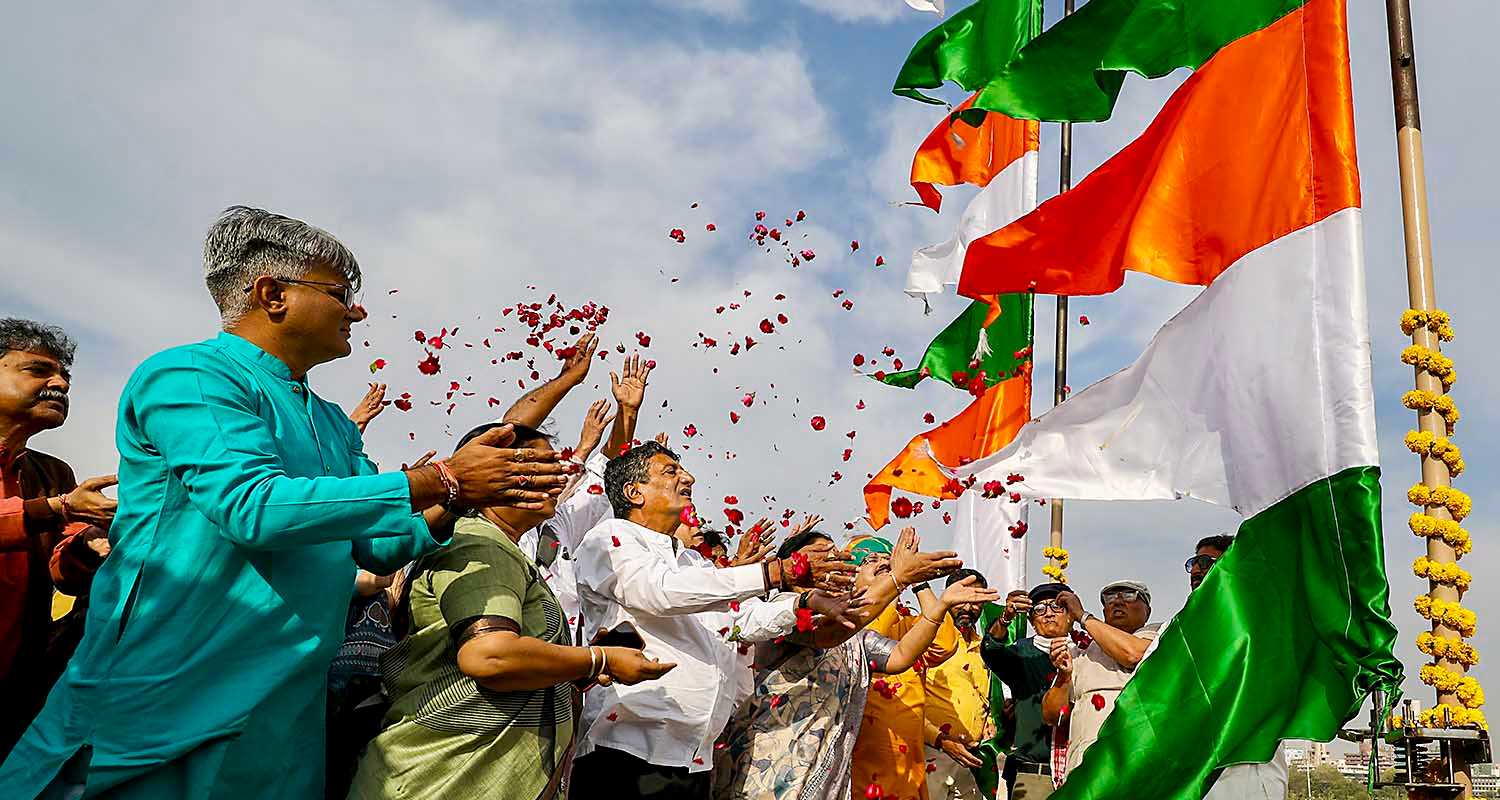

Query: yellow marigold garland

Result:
[1402,344,1457,388]
[1413,595,1478,637]
[1402,389,1460,432]
[1408,514,1472,556]
[1404,430,1466,477]
[1416,705,1488,731]
[1417,631,1480,667]
[1417,665,1484,708]
[1041,563,1066,583]
[1399,308,1484,730]
[1042,546,1070,568]
[1400,308,1455,342]
[1413,556,1472,590]
[1407,484,1473,522]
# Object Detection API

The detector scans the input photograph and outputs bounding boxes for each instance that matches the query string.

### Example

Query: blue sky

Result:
[3,0,1496,711]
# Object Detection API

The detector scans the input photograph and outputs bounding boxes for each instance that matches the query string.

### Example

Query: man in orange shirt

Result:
[851,536,958,800]
[0,319,116,757]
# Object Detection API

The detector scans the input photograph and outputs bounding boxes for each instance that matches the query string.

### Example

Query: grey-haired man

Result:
[1043,580,1161,781]
[0,207,572,799]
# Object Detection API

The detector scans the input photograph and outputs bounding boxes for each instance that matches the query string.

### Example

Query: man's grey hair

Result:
[203,206,362,327]
[0,318,76,368]
[604,441,678,518]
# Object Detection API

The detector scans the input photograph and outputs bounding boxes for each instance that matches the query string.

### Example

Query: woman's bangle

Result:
[57,494,72,523]
[921,610,944,625]
[889,573,904,595]
[586,645,599,679]
[598,647,609,679]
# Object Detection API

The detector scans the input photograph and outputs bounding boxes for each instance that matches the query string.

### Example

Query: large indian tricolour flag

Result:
[951,0,1404,796]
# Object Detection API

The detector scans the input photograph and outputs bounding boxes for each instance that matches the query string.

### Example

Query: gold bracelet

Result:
[921,610,943,625]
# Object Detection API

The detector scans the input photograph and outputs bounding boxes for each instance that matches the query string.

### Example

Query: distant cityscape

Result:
[1285,740,1498,798]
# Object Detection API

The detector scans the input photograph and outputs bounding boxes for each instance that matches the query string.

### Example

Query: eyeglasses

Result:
[1100,589,1144,604]
[1028,600,1064,617]
[1184,554,1219,574]
[244,278,360,309]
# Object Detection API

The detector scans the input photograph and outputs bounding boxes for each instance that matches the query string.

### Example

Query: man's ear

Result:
[249,275,290,318]
[622,480,645,509]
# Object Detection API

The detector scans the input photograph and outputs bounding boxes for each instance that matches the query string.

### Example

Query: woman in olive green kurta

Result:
[348,514,573,799]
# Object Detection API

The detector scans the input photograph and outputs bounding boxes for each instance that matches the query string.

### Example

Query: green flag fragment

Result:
[973,0,1307,122]
[892,0,1041,105]
[1054,466,1403,800]
[878,295,1033,390]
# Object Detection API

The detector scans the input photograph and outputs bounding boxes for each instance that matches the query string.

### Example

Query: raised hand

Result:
[610,353,652,411]
[788,513,823,539]
[1001,589,1033,623]
[889,527,962,586]
[940,575,1001,609]
[445,424,573,510]
[557,332,598,386]
[401,450,438,471]
[601,648,677,685]
[795,540,857,591]
[729,526,775,567]
[349,383,387,432]
[1055,590,1087,623]
[805,588,870,630]
[61,474,119,529]
[575,400,614,458]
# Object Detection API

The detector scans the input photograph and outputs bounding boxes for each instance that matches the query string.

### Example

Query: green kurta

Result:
[0,332,443,799]
[348,515,572,800]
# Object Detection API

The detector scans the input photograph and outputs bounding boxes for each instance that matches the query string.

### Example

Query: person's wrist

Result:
[48,496,67,521]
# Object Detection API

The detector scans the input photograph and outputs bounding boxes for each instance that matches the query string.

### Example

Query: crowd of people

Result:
[0,207,1287,799]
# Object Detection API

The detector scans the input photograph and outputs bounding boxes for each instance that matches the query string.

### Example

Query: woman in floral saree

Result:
[713,528,997,800]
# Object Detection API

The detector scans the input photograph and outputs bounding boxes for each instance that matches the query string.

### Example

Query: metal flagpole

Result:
[1384,0,1477,796]
[1047,0,1076,576]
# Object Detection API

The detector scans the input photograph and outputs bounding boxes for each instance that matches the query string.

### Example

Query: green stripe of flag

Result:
[973,0,1308,122]
[1054,465,1403,800]
[892,0,1042,105]
[878,296,1033,390]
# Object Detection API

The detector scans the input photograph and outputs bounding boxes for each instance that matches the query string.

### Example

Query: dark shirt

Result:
[980,633,1056,767]
[0,446,103,758]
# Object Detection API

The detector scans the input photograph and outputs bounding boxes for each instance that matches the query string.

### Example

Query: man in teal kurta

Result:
[0,207,570,799]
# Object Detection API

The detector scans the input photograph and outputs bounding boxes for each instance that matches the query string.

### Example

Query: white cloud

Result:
[795,0,909,24]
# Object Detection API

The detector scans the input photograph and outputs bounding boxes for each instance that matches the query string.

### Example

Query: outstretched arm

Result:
[880,578,997,674]
[604,353,652,456]
[504,332,598,429]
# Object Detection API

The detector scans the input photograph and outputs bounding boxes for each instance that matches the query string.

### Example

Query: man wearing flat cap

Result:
[1043,580,1162,784]
[981,582,1077,798]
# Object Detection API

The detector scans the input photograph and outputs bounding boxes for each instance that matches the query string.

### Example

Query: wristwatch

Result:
[1081,612,1099,626]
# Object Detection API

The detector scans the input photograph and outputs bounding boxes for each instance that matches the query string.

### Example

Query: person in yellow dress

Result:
[850,536,959,800]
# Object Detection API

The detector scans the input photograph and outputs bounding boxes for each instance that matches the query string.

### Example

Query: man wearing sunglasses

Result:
[0,206,573,800]
[1042,580,1161,785]
[981,582,1077,798]
[1187,534,1234,590]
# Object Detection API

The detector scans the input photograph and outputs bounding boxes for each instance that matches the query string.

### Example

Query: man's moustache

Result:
[36,391,68,408]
